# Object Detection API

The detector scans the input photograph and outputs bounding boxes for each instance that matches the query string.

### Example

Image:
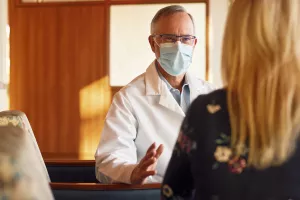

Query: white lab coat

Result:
[95,61,215,184]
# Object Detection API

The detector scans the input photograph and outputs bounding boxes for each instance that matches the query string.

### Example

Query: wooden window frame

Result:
[16,0,207,6]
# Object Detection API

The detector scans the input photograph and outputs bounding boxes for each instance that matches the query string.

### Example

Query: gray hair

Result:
[150,5,195,34]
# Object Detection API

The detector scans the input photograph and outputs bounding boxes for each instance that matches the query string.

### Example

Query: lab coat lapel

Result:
[145,61,185,117]
[185,71,203,103]
[159,82,185,116]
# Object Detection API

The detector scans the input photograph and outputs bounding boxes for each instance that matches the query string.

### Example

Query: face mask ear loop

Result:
[153,37,160,48]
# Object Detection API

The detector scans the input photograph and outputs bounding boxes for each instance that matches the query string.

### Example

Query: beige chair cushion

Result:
[0,110,50,182]
[0,126,54,199]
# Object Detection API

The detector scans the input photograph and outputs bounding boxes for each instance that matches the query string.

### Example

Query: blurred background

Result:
[0,0,228,160]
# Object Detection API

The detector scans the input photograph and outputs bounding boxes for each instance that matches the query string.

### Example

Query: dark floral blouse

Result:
[161,89,300,200]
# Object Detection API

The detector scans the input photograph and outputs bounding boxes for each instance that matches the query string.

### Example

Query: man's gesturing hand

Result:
[130,142,164,184]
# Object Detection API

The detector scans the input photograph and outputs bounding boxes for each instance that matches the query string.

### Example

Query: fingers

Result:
[146,142,156,154]
[140,157,156,170]
[142,150,156,161]
[131,143,164,184]
[140,142,156,163]
[131,169,155,185]
[140,170,156,179]
[140,143,163,167]
[155,144,164,159]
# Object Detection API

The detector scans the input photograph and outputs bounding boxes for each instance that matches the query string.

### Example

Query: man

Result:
[95,5,215,184]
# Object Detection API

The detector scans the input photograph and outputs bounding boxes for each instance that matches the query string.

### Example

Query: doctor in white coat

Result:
[95,5,215,184]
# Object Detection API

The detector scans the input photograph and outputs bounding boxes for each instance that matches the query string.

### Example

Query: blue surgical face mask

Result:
[157,42,194,76]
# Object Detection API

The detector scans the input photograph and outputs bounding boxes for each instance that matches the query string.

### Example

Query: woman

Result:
[161,1,300,199]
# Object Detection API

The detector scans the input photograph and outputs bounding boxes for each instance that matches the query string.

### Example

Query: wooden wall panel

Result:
[9,1,110,159]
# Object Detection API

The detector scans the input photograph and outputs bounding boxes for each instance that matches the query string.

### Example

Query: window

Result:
[109,3,206,86]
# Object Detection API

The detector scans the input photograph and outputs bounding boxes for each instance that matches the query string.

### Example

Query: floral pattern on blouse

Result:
[162,98,249,200]
[161,89,300,200]
[177,132,197,154]
[214,146,232,163]
[206,103,221,114]
[206,101,249,174]
[228,156,247,174]
[162,184,174,198]
[212,132,248,174]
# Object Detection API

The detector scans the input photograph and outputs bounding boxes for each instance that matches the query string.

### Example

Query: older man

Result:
[95,5,215,184]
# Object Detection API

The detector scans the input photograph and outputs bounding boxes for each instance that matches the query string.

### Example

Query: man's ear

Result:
[194,38,198,46]
[148,36,155,53]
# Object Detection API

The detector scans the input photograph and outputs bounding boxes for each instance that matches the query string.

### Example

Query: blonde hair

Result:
[222,0,300,169]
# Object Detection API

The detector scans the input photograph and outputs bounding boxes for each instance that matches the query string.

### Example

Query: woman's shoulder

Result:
[184,88,228,133]
[190,88,227,113]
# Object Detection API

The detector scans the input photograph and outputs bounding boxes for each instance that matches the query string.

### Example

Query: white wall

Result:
[0,0,9,111]
[209,0,229,88]
[0,0,8,84]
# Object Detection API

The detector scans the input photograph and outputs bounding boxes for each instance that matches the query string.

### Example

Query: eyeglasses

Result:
[152,34,196,46]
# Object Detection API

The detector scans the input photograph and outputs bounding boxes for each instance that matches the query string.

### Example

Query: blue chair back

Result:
[51,183,161,200]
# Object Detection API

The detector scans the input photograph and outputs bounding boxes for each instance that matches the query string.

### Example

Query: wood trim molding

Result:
[15,0,105,7]
[107,0,207,5]
[16,0,208,7]
[111,86,122,97]
[50,183,161,190]
[205,0,210,81]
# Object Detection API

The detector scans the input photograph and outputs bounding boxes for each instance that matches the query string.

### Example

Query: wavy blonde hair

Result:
[222,0,300,169]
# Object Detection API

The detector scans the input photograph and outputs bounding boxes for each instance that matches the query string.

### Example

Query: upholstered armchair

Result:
[0,110,50,182]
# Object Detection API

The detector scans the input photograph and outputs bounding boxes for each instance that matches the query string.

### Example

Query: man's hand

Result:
[130,142,164,184]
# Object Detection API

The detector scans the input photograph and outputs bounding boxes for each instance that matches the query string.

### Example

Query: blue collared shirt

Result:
[156,65,191,113]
